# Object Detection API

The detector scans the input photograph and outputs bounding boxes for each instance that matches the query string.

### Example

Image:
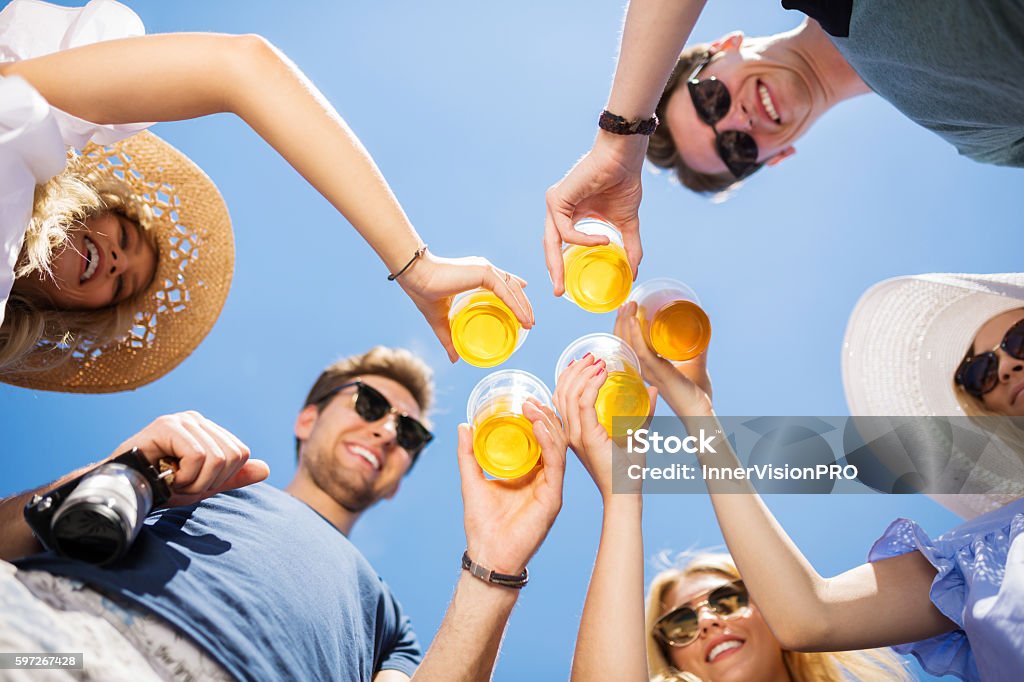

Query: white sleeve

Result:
[0,0,153,148]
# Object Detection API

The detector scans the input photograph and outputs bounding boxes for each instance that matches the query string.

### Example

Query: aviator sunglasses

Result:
[687,53,763,180]
[653,581,750,648]
[955,318,1024,399]
[316,381,434,457]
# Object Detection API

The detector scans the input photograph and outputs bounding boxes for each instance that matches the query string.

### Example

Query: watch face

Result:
[53,506,125,565]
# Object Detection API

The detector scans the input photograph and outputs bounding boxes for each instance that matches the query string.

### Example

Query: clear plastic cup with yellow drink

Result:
[467,369,554,479]
[555,333,650,438]
[562,217,633,313]
[449,288,528,368]
[627,278,711,361]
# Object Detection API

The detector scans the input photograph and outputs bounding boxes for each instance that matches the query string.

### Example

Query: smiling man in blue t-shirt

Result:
[0,346,569,681]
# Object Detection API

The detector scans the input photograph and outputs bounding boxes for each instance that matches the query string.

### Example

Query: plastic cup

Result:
[467,369,554,479]
[555,333,650,438]
[449,289,527,368]
[628,278,711,361]
[562,217,633,313]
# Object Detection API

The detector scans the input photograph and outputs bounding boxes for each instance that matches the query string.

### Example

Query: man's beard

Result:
[306,444,378,513]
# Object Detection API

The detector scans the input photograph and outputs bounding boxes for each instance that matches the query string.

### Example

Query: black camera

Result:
[24,448,175,566]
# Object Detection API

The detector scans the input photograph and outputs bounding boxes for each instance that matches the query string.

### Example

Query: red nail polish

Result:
[569,359,576,366]
[583,352,593,360]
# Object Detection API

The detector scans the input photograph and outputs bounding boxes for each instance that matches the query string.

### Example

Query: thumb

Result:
[456,423,486,488]
[620,228,643,280]
[214,459,270,495]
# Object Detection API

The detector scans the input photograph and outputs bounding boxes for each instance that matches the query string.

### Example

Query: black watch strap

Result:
[461,551,529,589]
[599,109,659,136]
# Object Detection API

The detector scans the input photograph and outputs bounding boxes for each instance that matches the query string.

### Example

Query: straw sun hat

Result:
[842,273,1024,518]
[2,131,234,393]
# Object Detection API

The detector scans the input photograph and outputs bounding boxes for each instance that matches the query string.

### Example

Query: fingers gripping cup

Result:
[467,370,554,479]
[628,278,711,361]
[563,218,633,313]
[449,289,528,368]
[555,333,650,438]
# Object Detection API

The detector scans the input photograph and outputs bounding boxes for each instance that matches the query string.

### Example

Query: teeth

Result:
[758,84,780,123]
[350,445,381,470]
[707,640,743,663]
[81,237,99,283]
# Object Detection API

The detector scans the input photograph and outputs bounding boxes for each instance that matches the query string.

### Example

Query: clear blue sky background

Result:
[2,1,1020,679]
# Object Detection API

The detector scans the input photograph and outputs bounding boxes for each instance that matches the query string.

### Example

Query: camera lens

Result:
[50,463,155,565]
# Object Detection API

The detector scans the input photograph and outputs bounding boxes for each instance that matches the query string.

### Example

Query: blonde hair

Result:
[645,552,912,682]
[0,154,160,377]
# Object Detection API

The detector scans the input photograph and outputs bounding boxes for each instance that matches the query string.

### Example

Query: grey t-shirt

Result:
[828,0,1024,167]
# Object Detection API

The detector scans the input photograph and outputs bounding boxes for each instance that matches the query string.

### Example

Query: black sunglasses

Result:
[687,53,763,180]
[653,581,749,648]
[316,381,434,458]
[955,319,1024,399]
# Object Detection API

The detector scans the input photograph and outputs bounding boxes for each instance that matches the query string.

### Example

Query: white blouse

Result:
[0,0,153,327]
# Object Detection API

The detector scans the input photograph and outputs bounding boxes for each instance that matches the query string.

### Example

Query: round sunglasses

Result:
[653,581,750,648]
[687,53,763,180]
[955,318,1024,399]
[316,381,434,458]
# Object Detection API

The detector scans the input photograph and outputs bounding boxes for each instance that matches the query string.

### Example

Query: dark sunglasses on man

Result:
[652,580,750,648]
[955,318,1024,399]
[316,380,434,458]
[687,52,763,180]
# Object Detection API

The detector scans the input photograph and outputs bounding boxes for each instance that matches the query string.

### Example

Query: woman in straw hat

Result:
[553,352,911,682]
[1,0,533,392]
[559,298,1023,681]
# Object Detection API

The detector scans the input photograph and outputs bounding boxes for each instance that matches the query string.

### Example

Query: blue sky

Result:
[2,1,1020,679]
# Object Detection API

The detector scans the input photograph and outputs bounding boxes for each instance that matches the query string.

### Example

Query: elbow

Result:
[222,33,286,107]
[771,619,835,652]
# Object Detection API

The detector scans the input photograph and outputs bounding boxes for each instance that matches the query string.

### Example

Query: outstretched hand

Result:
[112,411,270,508]
[399,250,534,363]
[554,353,657,499]
[457,401,567,575]
[544,133,647,296]
[614,301,713,417]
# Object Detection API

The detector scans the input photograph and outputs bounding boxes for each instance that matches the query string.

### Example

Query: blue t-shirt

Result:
[785,0,1024,167]
[16,483,421,681]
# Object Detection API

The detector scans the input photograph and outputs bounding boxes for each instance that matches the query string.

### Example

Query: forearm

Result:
[8,33,423,273]
[680,413,952,649]
[413,573,518,681]
[606,0,707,118]
[571,495,646,682]
[0,460,103,560]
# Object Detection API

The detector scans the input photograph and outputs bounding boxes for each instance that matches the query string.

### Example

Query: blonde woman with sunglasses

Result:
[553,347,906,682]
[571,294,1024,682]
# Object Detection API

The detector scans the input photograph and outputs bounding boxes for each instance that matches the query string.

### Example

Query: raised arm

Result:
[412,402,567,680]
[554,355,654,682]
[2,33,533,361]
[544,0,707,295]
[614,303,957,652]
[0,411,268,561]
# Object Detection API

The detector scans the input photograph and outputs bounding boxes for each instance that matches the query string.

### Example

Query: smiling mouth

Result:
[348,444,382,471]
[80,236,100,284]
[1011,383,1024,406]
[706,639,745,663]
[757,81,781,124]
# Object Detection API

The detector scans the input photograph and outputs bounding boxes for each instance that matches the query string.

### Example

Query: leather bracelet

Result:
[461,550,529,589]
[387,244,428,282]
[599,109,659,136]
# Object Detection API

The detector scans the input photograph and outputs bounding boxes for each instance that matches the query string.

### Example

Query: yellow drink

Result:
[472,399,540,479]
[563,242,632,313]
[647,300,712,361]
[595,369,650,438]
[450,290,521,368]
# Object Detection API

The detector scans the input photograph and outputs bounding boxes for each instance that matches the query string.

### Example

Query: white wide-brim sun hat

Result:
[842,273,1024,518]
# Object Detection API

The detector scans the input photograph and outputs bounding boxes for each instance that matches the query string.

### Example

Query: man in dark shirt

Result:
[0,346,568,681]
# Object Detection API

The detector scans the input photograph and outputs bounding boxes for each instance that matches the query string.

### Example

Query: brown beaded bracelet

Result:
[599,109,659,136]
